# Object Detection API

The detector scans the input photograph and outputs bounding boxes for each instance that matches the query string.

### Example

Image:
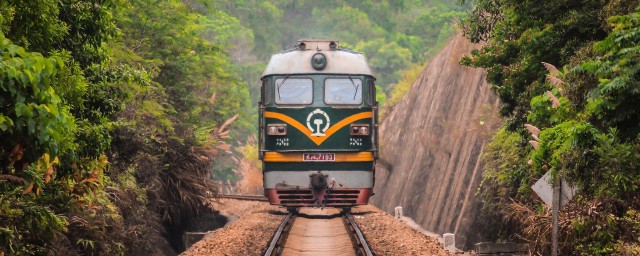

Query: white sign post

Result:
[532,171,576,256]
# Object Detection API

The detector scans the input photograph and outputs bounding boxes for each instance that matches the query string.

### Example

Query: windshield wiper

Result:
[277,75,290,101]
[348,75,359,100]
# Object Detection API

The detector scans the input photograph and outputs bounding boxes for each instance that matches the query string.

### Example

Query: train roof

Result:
[261,39,375,79]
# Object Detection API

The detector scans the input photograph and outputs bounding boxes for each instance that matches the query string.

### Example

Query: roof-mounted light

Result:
[329,41,337,49]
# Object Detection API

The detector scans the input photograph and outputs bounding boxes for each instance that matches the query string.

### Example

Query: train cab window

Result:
[324,78,362,105]
[367,80,375,105]
[260,80,267,104]
[275,78,313,105]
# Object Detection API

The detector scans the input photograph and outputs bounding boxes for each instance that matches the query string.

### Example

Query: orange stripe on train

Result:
[264,111,373,145]
[263,152,374,162]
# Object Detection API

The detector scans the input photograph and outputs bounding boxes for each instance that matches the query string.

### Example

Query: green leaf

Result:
[7,44,19,56]
[0,115,13,131]
[15,103,28,118]
[34,58,45,73]
[20,71,30,85]
[6,66,16,79]
[27,118,36,134]
[44,59,54,75]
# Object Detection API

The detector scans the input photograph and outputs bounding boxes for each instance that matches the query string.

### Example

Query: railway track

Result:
[263,208,375,256]
[218,194,374,255]
[218,194,269,201]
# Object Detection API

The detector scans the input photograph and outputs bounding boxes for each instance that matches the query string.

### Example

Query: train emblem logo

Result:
[306,109,330,137]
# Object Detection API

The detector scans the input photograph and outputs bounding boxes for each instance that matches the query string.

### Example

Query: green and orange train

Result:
[259,39,378,211]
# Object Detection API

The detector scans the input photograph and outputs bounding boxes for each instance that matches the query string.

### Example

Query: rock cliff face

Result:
[372,34,499,249]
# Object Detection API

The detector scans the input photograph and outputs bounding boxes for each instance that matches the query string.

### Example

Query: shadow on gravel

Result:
[180,208,229,252]
[297,213,343,219]
[262,209,289,215]
[350,211,376,216]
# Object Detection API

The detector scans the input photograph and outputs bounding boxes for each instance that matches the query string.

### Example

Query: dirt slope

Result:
[372,33,499,249]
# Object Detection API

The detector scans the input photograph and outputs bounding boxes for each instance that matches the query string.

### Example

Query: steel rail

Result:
[344,212,375,256]
[263,212,295,256]
[218,194,269,202]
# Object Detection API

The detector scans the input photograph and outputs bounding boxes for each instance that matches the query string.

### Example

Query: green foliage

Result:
[1,0,247,253]
[106,0,261,252]
[314,6,386,43]
[590,130,640,198]
[0,0,476,254]
[0,0,116,67]
[388,64,424,107]
[215,0,470,107]
[480,128,531,202]
[575,7,640,139]
[527,89,571,127]
[0,33,74,162]
[465,2,640,253]
[232,135,263,194]
[356,39,413,91]
[203,0,471,182]
[116,0,251,134]
[530,121,599,180]
[0,189,68,255]
[381,63,423,117]
[0,0,67,54]
[460,0,633,122]
[112,1,253,199]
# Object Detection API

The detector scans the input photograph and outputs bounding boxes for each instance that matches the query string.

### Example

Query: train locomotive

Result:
[259,39,378,211]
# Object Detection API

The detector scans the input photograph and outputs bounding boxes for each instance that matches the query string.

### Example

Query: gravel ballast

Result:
[182,199,285,256]
[351,205,452,255]
[182,199,452,256]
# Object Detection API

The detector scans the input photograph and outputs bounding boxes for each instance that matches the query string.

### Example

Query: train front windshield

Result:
[272,76,365,106]
[324,78,362,105]
[275,78,313,104]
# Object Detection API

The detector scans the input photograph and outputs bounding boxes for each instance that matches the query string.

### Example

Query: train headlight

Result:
[267,124,287,135]
[311,53,327,70]
[350,124,369,136]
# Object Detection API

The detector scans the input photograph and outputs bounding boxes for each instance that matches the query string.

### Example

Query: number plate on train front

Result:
[303,153,335,162]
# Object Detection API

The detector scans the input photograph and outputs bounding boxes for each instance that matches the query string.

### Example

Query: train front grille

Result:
[276,189,360,206]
